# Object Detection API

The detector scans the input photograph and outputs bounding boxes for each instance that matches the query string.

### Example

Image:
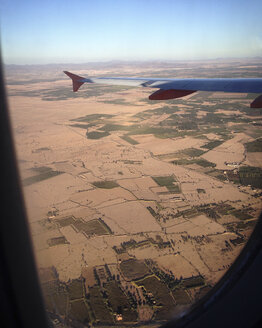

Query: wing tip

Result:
[63,71,85,92]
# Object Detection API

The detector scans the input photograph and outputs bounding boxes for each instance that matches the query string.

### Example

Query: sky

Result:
[0,0,262,65]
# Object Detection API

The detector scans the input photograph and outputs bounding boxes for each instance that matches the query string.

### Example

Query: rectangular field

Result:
[69,300,90,324]
[89,286,114,324]
[105,281,137,322]
[136,276,175,320]
[120,259,150,281]
[72,218,112,235]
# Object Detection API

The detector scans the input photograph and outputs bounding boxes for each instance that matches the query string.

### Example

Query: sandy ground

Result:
[133,135,206,155]
[117,176,160,201]
[201,133,253,170]
[99,201,162,234]
[35,235,117,281]
[156,254,199,278]
[166,215,226,236]
[209,92,248,99]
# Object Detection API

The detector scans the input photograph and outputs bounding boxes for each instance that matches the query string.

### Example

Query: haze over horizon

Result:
[1,0,262,65]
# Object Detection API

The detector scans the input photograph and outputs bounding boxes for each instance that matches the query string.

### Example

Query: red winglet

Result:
[149,89,196,100]
[64,71,85,92]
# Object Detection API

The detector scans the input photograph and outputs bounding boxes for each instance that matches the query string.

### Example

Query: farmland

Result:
[120,259,150,281]
[7,59,262,327]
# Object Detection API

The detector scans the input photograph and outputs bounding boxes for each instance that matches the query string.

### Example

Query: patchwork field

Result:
[6,59,262,327]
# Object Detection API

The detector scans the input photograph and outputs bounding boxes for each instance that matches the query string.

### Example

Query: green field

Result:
[120,259,150,281]
[201,140,224,150]
[230,209,253,221]
[98,98,136,106]
[69,300,90,324]
[235,220,257,230]
[47,236,68,247]
[23,166,63,186]
[245,138,262,152]
[70,123,94,129]
[105,281,137,322]
[68,100,247,143]
[32,147,51,153]
[152,175,176,186]
[136,276,175,321]
[92,180,119,189]
[133,106,179,119]
[239,166,262,189]
[126,125,177,138]
[175,147,206,158]
[171,158,216,168]
[68,279,84,300]
[181,276,205,289]
[42,282,68,315]
[152,175,180,193]
[57,216,75,227]
[86,131,110,139]
[195,286,213,300]
[72,218,112,236]
[99,123,131,132]
[172,288,191,305]
[122,159,142,164]
[206,169,227,181]
[120,134,139,145]
[89,286,114,324]
[71,113,114,123]
[215,203,235,215]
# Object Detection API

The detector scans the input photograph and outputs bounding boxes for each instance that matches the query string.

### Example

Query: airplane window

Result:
[1,1,262,327]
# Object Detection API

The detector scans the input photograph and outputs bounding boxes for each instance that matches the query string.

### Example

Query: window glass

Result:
[1,1,262,326]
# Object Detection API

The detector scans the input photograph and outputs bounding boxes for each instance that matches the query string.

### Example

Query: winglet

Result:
[64,71,85,92]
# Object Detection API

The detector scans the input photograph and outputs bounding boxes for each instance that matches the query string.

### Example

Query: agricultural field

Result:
[92,180,119,189]
[6,59,262,327]
[152,175,180,193]
[22,166,64,186]
[105,281,137,322]
[136,276,176,320]
[245,138,262,152]
[68,300,90,324]
[89,286,114,324]
[72,218,112,235]
[47,236,68,247]
[120,259,150,281]
[68,279,84,300]
[172,289,191,305]
[42,282,68,315]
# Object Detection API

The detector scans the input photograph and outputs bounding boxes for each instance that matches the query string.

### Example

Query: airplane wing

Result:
[64,71,262,108]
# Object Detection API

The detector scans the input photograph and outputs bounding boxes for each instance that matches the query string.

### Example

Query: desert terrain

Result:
[5,59,262,327]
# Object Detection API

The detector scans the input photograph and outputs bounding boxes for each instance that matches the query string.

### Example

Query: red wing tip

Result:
[63,71,85,92]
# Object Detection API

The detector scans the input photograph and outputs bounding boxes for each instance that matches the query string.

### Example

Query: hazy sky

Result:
[1,0,262,64]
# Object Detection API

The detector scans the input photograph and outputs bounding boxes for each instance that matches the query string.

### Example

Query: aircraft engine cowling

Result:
[250,94,262,108]
[149,89,196,100]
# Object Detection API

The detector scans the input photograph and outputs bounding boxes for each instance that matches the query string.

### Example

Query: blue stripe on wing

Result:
[90,77,262,93]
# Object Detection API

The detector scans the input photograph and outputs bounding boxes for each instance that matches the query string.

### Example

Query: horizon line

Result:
[4,56,262,67]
